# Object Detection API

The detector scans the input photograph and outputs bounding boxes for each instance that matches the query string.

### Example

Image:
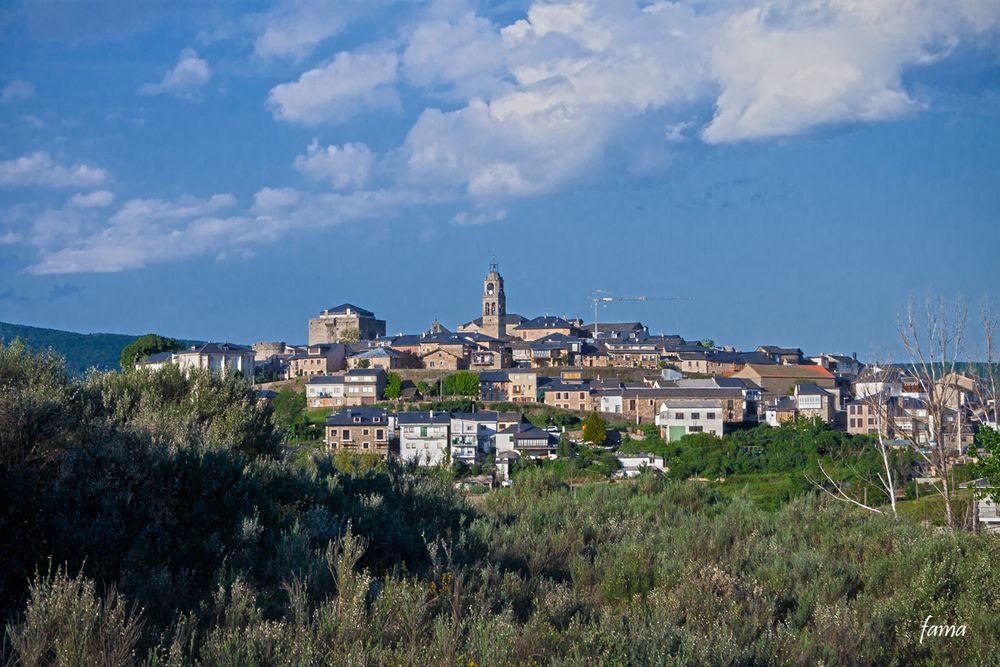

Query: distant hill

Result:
[0,321,201,375]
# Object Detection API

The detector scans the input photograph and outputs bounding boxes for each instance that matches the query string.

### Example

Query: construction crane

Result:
[589,291,689,338]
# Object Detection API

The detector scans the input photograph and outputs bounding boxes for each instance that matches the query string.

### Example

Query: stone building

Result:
[308,303,386,345]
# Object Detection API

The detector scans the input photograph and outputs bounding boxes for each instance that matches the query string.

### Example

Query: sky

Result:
[1,0,999,359]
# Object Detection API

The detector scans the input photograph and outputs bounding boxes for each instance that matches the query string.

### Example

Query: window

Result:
[342,429,350,440]
[420,426,428,437]
[689,426,703,432]
[691,413,700,420]
[707,412,715,420]
[674,413,684,419]
[363,442,370,449]
[363,428,370,436]
[376,429,385,441]
[579,392,585,400]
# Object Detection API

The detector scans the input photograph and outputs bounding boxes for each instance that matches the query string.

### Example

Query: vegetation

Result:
[0,321,197,375]
[339,328,361,344]
[582,411,608,446]
[2,342,998,665]
[119,333,184,368]
[971,425,1000,503]
[384,371,403,399]
[441,371,480,397]
[356,358,371,369]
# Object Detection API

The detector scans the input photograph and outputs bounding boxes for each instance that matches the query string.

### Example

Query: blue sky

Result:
[1,0,998,359]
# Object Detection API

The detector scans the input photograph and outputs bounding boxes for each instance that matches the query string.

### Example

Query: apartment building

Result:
[324,407,392,456]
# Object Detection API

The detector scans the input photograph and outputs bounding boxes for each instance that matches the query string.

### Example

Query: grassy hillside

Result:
[0,321,200,374]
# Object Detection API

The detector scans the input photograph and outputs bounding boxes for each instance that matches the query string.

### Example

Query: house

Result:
[960,479,1000,533]
[656,399,725,441]
[398,411,451,467]
[289,343,348,378]
[450,411,500,465]
[602,340,662,368]
[138,343,256,380]
[810,353,864,379]
[846,393,897,435]
[421,348,466,371]
[795,383,837,423]
[580,322,647,339]
[324,407,393,456]
[524,334,583,367]
[494,423,556,459]
[614,452,667,478]
[756,345,805,365]
[542,377,595,412]
[495,450,520,482]
[510,316,583,342]
[309,303,386,345]
[305,369,386,408]
[347,346,401,371]
[730,363,836,398]
[479,371,538,403]
[766,396,797,426]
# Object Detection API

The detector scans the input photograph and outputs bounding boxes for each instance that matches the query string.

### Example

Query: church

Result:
[456,261,526,340]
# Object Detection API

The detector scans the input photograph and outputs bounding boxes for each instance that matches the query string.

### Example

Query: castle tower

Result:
[482,260,506,339]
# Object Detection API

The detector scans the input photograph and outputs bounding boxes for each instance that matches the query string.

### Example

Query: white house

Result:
[449,411,499,465]
[614,452,668,478]
[597,390,623,415]
[656,399,724,442]
[137,343,255,380]
[398,411,451,467]
[494,423,555,459]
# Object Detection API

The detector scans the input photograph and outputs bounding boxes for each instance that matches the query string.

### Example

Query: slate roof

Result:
[479,371,509,383]
[461,314,526,328]
[324,303,375,317]
[515,316,575,330]
[325,407,389,426]
[796,383,832,396]
[142,351,174,363]
[451,411,500,421]
[176,342,253,355]
[741,364,834,379]
[397,411,451,425]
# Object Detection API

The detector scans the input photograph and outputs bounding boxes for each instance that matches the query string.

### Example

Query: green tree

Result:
[582,412,607,446]
[557,433,573,458]
[384,372,403,399]
[119,333,183,368]
[971,425,1000,503]
[339,328,361,344]
[271,389,306,432]
[356,358,371,369]
[441,371,480,397]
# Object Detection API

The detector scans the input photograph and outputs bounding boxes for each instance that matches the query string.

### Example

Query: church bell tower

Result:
[482,260,506,339]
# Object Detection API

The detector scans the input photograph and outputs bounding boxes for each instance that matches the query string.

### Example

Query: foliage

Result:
[384,372,403,399]
[557,433,573,458]
[970,425,1000,503]
[581,412,607,446]
[355,358,371,369]
[416,380,438,397]
[4,343,1000,666]
[441,371,480,397]
[339,328,361,344]
[119,333,184,369]
[0,321,195,375]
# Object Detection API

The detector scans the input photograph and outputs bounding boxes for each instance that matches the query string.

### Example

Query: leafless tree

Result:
[971,301,998,427]
[897,296,968,530]
[807,359,901,518]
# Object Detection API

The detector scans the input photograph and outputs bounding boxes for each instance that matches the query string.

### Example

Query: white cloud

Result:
[28,193,241,274]
[452,208,507,226]
[140,47,211,98]
[68,190,115,209]
[267,50,399,124]
[0,231,21,245]
[2,80,36,103]
[0,152,109,189]
[254,0,366,59]
[293,140,374,189]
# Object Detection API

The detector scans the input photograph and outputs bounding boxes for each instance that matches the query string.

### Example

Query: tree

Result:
[441,371,480,397]
[356,359,371,369]
[582,412,607,446]
[970,425,1000,503]
[384,372,402,399]
[119,333,182,368]
[339,328,360,344]
[557,433,573,458]
[897,296,968,530]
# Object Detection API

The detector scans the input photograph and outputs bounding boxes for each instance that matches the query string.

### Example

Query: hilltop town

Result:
[133,263,995,513]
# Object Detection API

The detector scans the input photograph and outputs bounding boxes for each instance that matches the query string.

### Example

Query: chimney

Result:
[429,409,434,418]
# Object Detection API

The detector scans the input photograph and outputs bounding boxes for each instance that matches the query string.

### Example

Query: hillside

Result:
[0,321,200,375]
